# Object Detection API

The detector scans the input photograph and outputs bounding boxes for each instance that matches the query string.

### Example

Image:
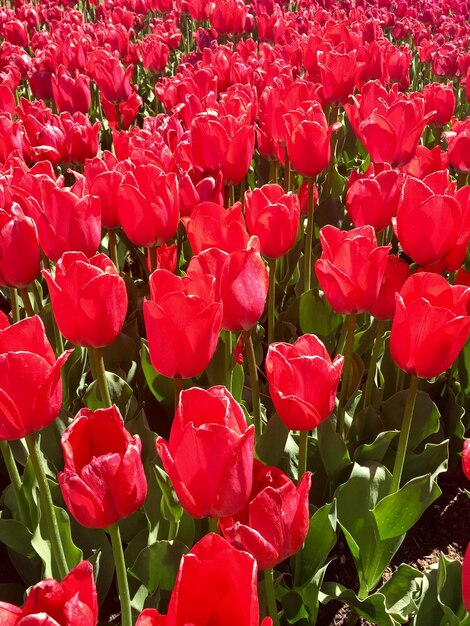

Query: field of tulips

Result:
[0,0,470,624]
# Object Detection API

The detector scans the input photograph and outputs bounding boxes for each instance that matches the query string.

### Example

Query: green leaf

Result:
[84,372,136,417]
[401,440,449,485]
[320,582,397,626]
[256,413,289,466]
[154,465,183,523]
[299,289,342,340]
[317,419,352,486]
[140,339,174,407]
[380,391,440,450]
[353,430,399,465]
[380,564,424,620]
[0,517,34,556]
[300,501,337,583]
[372,474,441,540]
[129,540,188,593]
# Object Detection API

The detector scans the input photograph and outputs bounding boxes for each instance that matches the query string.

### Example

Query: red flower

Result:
[423,82,455,127]
[136,534,272,626]
[141,35,170,74]
[144,269,223,379]
[42,252,128,348]
[463,543,470,612]
[0,316,71,440]
[88,50,133,105]
[209,0,250,34]
[220,461,311,570]
[185,201,249,255]
[0,203,40,288]
[265,334,343,431]
[59,406,147,529]
[369,255,411,321]
[315,225,390,314]
[51,65,91,115]
[390,273,470,378]
[0,561,98,626]
[156,386,254,518]
[244,184,300,258]
[445,117,470,172]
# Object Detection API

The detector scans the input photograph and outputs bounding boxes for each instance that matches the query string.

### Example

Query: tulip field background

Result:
[0,0,470,624]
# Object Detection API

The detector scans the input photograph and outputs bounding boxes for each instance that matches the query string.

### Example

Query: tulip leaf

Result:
[380,390,441,450]
[256,412,289,467]
[298,289,342,342]
[140,339,174,406]
[129,540,188,593]
[458,341,470,395]
[300,501,337,583]
[84,371,136,417]
[320,582,396,626]
[0,517,34,557]
[400,440,448,485]
[154,465,183,523]
[353,430,399,465]
[317,419,352,487]
[372,474,441,540]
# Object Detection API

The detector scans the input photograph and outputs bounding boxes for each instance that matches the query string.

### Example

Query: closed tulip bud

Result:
[136,534,272,626]
[185,201,249,255]
[0,316,71,440]
[220,460,311,570]
[144,269,223,379]
[390,273,470,378]
[315,225,390,314]
[59,406,147,529]
[266,334,343,431]
[369,255,411,320]
[346,164,402,232]
[42,252,128,348]
[244,184,300,258]
[51,65,91,115]
[0,203,40,288]
[395,173,463,267]
[0,561,98,625]
[156,386,255,518]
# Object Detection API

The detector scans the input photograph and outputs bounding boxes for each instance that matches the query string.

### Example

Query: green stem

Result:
[242,330,261,438]
[208,516,218,534]
[268,258,276,344]
[395,366,405,394]
[264,568,280,626]
[19,288,35,317]
[303,177,315,292]
[168,519,179,541]
[108,523,132,626]
[108,230,119,270]
[174,376,184,409]
[363,319,386,409]
[284,148,291,192]
[9,288,19,323]
[0,441,29,524]
[88,347,112,408]
[25,432,68,579]
[390,376,420,493]
[224,330,233,393]
[336,314,356,437]
[297,430,308,483]
[31,281,42,311]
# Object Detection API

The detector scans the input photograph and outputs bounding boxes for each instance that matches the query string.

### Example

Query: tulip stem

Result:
[25,432,69,580]
[9,288,19,323]
[224,330,233,393]
[284,148,291,192]
[242,330,262,438]
[268,258,276,344]
[31,281,43,311]
[264,568,280,626]
[108,230,119,270]
[88,347,112,408]
[297,429,308,483]
[390,376,419,494]
[0,441,29,525]
[336,313,356,437]
[303,177,315,293]
[208,517,218,534]
[363,319,386,409]
[108,523,132,626]
[19,288,35,317]
[174,377,183,409]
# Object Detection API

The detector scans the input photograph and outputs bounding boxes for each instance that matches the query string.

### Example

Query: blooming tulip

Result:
[369,255,411,321]
[51,65,91,115]
[0,561,98,625]
[0,316,71,440]
[390,273,470,378]
[315,225,390,314]
[220,460,311,570]
[185,201,249,255]
[445,117,470,172]
[59,406,147,529]
[136,534,272,626]
[265,334,343,431]
[423,82,455,127]
[0,203,40,288]
[144,269,223,379]
[156,386,255,518]
[244,184,300,258]
[42,252,128,348]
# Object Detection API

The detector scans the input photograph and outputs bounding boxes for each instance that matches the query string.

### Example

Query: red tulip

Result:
[462,440,470,481]
[0,316,71,440]
[101,91,142,131]
[59,406,147,529]
[382,44,411,90]
[51,65,91,115]
[220,460,311,570]
[209,0,250,34]
[117,165,179,248]
[0,203,40,288]
[284,101,340,178]
[318,49,359,106]
[244,184,300,258]
[444,117,470,172]
[141,34,170,74]
[346,164,402,232]
[144,269,223,379]
[156,386,255,518]
[185,201,249,255]
[423,82,455,127]
[402,145,450,179]
[88,50,133,105]
[0,561,98,626]
[42,252,128,348]
[463,543,470,612]
[390,273,470,378]
[395,173,463,267]
[136,534,272,626]
[315,225,390,314]
[369,255,411,321]
[265,334,343,431]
